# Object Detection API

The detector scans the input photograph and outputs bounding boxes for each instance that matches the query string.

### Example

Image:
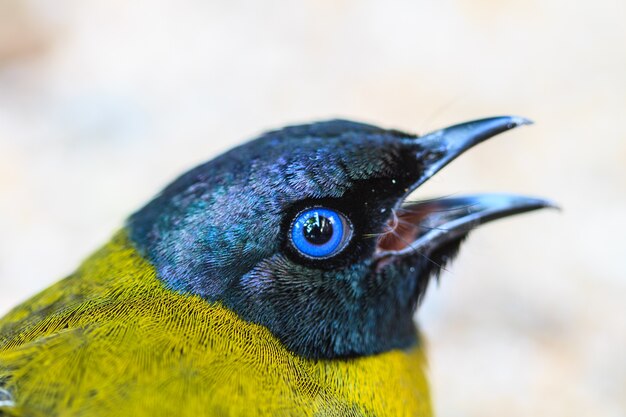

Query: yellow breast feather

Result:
[0,232,431,417]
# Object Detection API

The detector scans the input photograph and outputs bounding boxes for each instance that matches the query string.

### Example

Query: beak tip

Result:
[528,197,561,213]
[544,200,562,212]
[508,116,534,128]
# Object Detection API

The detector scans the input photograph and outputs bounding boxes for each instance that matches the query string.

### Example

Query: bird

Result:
[0,116,554,417]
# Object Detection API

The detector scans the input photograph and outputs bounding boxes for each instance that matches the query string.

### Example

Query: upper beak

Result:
[402,115,533,192]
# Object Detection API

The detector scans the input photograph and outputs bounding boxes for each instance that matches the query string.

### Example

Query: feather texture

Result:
[0,231,431,417]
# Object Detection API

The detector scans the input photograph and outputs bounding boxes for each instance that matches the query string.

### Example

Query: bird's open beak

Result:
[375,116,558,257]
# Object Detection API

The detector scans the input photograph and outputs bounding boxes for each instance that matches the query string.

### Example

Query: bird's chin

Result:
[372,193,557,269]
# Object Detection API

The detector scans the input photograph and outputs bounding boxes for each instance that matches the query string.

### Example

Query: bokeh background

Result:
[1,1,624,416]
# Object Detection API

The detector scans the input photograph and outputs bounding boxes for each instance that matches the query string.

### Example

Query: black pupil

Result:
[303,214,334,245]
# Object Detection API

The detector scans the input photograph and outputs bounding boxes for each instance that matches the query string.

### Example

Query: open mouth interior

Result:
[374,194,554,256]
[376,203,431,253]
[375,199,469,254]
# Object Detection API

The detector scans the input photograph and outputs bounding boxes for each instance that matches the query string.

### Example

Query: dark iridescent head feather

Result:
[129,120,467,359]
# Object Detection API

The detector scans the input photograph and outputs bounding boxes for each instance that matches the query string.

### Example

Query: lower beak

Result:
[376,194,558,257]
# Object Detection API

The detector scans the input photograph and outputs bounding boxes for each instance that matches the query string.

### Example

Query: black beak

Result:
[376,116,558,257]
[403,116,533,192]
[392,194,557,255]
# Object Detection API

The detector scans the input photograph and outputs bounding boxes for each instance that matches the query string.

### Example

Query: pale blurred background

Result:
[0,1,624,416]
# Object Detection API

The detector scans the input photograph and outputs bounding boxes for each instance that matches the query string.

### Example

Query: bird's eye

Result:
[290,207,352,258]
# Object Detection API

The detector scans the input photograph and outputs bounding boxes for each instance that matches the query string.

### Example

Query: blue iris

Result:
[291,207,350,258]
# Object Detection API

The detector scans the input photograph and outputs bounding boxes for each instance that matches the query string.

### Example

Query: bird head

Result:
[129,116,554,359]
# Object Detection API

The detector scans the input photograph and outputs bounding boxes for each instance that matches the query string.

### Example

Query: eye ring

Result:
[290,207,352,259]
